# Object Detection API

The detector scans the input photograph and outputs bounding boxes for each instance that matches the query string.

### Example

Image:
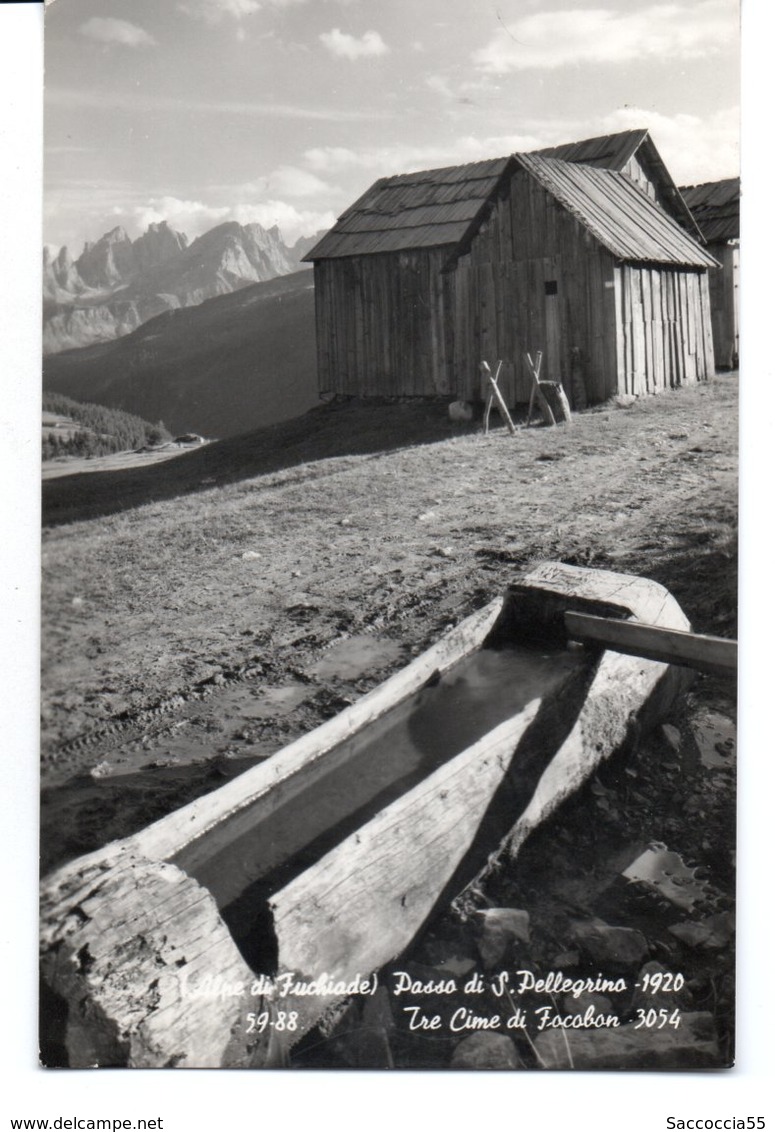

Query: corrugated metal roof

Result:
[304,158,510,260]
[679,178,740,243]
[515,155,718,268]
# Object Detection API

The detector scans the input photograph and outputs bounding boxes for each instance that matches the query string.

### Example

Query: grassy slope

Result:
[41,376,737,769]
[42,398,482,526]
[42,270,318,439]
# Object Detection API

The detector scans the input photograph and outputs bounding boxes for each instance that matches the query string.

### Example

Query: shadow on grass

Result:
[42,399,484,527]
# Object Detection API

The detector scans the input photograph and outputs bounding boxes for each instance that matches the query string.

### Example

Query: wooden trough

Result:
[40,562,697,1069]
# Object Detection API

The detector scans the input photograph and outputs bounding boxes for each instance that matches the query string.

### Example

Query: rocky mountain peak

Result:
[76,226,135,290]
[199,220,244,241]
[43,216,314,354]
[43,244,85,301]
[80,226,130,253]
[105,225,130,243]
[43,244,68,269]
[291,230,327,264]
[132,221,189,273]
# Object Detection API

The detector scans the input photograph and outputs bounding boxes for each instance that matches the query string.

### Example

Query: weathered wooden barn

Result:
[304,145,718,408]
[680,178,740,369]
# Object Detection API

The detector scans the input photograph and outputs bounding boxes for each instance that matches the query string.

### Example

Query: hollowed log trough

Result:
[40,562,695,1068]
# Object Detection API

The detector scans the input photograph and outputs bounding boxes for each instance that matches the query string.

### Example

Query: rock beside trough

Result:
[570,919,649,972]
[450,1033,522,1070]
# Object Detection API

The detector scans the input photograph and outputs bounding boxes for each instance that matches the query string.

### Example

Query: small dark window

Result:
[544,280,558,295]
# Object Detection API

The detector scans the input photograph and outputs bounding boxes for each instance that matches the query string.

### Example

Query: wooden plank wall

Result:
[314,249,451,397]
[623,156,657,202]
[623,154,691,234]
[453,171,618,405]
[614,264,716,393]
[707,242,739,368]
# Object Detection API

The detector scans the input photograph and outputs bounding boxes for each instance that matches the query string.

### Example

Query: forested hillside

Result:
[42,392,171,460]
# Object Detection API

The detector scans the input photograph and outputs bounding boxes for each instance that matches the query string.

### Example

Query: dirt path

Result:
[41,440,208,480]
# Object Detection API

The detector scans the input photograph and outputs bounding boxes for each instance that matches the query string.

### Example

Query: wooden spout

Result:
[564,611,737,678]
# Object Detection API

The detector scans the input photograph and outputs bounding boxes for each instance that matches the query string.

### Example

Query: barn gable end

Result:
[535,129,701,239]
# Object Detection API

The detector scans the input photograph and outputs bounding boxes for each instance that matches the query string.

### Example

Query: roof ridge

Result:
[304,142,716,263]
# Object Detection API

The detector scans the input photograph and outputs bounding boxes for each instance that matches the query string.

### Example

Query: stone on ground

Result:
[450,1033,522,1070]
[570,919,649,972]
[477,908,530,968]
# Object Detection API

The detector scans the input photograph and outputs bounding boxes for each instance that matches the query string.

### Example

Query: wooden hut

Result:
[304,150,717,408]
[680,178,739,368]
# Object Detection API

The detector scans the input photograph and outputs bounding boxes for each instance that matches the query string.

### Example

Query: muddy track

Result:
[47,567,479,774]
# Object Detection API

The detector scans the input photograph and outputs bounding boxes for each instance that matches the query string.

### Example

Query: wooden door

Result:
[544,278,562,384]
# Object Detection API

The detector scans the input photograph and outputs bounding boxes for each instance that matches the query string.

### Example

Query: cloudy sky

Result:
[45,0,740,253]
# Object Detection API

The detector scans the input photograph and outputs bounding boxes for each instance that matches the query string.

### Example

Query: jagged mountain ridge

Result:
[43,219,321,354]
[43,221,188,302]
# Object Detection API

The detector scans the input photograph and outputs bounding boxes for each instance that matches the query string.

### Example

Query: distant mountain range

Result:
[42,270,318,439]
[43,220,322,354]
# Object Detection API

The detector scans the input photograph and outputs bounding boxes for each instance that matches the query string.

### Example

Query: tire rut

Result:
[48,566,477,772]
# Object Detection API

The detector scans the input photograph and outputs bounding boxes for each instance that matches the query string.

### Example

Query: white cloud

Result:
[598,106,739,184]
[128,197,231,236]
[304,133,543,177]
[178,0,308,20]
[473,2,738,72]
[320,28,388,60]
[47,86,391,123]
[503,106,739,183]
[232,201,337,243]
[177,0,261,21]
[230,165,337,200]
[79,17,156,48]
[265,165,336,198]
[117,194,334,245]
[301,112,738,201]
[425,74,455,99]
[303,146,368,172]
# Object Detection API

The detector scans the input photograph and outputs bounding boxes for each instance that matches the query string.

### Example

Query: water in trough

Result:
[171,642,589,971]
